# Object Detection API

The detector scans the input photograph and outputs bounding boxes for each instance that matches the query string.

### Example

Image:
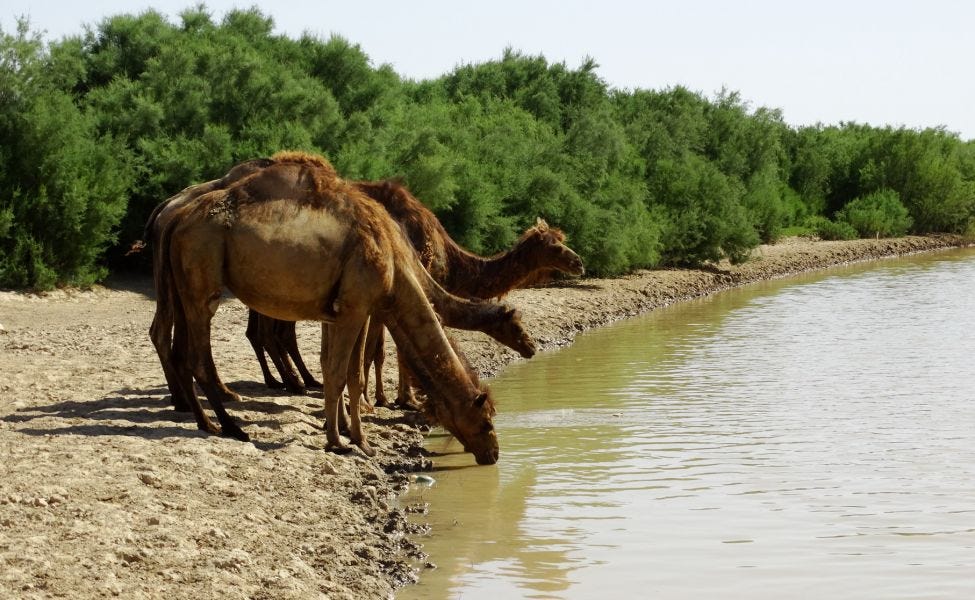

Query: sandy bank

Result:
[0,235,967,599]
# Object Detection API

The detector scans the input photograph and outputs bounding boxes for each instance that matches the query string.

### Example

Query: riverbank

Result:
[0,235,967,599]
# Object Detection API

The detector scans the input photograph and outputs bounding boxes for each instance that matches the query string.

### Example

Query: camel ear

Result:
[535,217,549,230]
[474,392,489,408]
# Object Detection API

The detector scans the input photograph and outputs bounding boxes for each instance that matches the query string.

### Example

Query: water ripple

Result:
[401,249,975,600]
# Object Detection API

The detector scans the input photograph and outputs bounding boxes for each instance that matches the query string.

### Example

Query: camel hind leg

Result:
[171,236,247,441]
[149,239,217,433]
[181,291,249,442]
[170,290,221,435]
[320,311,369,454]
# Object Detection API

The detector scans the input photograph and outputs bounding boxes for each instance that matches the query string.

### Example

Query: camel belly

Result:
[222,215,345,321]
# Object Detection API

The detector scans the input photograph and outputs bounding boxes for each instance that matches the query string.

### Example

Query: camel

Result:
[149,152,501,464]
[147,158,274,412]
[251,179,585,406]
[147,160,536,403]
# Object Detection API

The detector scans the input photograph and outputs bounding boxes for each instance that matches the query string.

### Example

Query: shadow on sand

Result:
[0,380,314,446]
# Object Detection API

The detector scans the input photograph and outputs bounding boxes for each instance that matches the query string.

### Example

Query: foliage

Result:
[835,189,913,238]
[0,20,133,289]
[802,216,858,241]
[2,9,973,288]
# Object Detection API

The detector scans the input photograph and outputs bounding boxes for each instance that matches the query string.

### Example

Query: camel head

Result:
[522,218,585,277]
[489,306,536,358]
[422,336,499,464]
[423,384,500,466]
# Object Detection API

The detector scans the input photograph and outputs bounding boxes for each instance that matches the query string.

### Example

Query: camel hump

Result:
[270,150,337,177]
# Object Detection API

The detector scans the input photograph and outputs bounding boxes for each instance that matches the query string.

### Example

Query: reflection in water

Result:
[400,249,975,600]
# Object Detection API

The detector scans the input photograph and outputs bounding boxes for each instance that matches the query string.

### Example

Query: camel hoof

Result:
[195,421,221,436]
[395,399,422,412]
[170,396,192,413]
[356,442,376,458]
[264,379,286,390]
[285,385,307,396]
[327,443,354,455]
[221,423,250,442]
[303,379,323,389]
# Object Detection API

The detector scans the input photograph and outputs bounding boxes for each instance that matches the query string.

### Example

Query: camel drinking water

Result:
[149,153,501,464]
[251,178,585,406]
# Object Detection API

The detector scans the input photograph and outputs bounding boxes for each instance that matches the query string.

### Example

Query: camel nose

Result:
[476,447,499,465]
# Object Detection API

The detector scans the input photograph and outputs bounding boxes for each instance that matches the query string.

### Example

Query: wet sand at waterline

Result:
[0,235,966,599]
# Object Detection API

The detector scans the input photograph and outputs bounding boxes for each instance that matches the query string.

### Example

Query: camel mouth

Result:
[519,341,537,359]
[475,448,499,465]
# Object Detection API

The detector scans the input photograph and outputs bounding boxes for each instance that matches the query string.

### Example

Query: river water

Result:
[399,248,975,600]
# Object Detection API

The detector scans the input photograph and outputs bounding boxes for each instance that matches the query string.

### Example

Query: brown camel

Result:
[150,152,500,464]
[251,179,585,405]
[147,160,536,402]
[147,158,274,412]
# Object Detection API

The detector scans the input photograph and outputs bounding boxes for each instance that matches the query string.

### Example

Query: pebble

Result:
[138,472,163,488]
[413,475,436,486]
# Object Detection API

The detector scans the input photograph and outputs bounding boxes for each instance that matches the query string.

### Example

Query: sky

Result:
[3,0,974,140]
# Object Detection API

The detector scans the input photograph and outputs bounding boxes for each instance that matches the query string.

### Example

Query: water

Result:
[398,248,975,600]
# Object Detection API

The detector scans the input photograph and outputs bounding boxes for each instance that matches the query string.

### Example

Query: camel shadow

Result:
[1,383,307,443]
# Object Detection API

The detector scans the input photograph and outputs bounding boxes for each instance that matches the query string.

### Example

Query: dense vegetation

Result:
[2,8,974,289]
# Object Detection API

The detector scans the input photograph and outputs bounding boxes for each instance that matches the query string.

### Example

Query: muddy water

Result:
[399,249,975,600]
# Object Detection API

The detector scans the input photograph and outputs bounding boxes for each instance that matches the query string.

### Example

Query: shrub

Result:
[802,216,858,241]
[835,189,913,238]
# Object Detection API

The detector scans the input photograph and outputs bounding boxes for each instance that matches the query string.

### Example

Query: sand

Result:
[0,234,967,599]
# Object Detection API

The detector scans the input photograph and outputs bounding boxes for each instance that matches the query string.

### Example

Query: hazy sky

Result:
[4,0,974,140]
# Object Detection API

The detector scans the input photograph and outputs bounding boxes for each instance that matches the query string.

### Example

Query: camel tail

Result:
[126,239,148,256]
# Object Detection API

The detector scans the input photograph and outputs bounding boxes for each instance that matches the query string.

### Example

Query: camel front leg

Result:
[395,351,421,410]
[321,315,366,453]
[245,309,285,390]
[279,320,322,389]
[260,314,306,394]
[345,317,375,457]
[363,319,389,408]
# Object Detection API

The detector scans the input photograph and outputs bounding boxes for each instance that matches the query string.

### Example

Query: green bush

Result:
[0,22,134,289]
[3,10,974,289]
[803,216,858,241]
[836,189,913,238]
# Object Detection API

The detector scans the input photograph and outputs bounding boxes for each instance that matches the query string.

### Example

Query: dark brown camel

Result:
[251,179,585,406]
[149,153,500,464]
